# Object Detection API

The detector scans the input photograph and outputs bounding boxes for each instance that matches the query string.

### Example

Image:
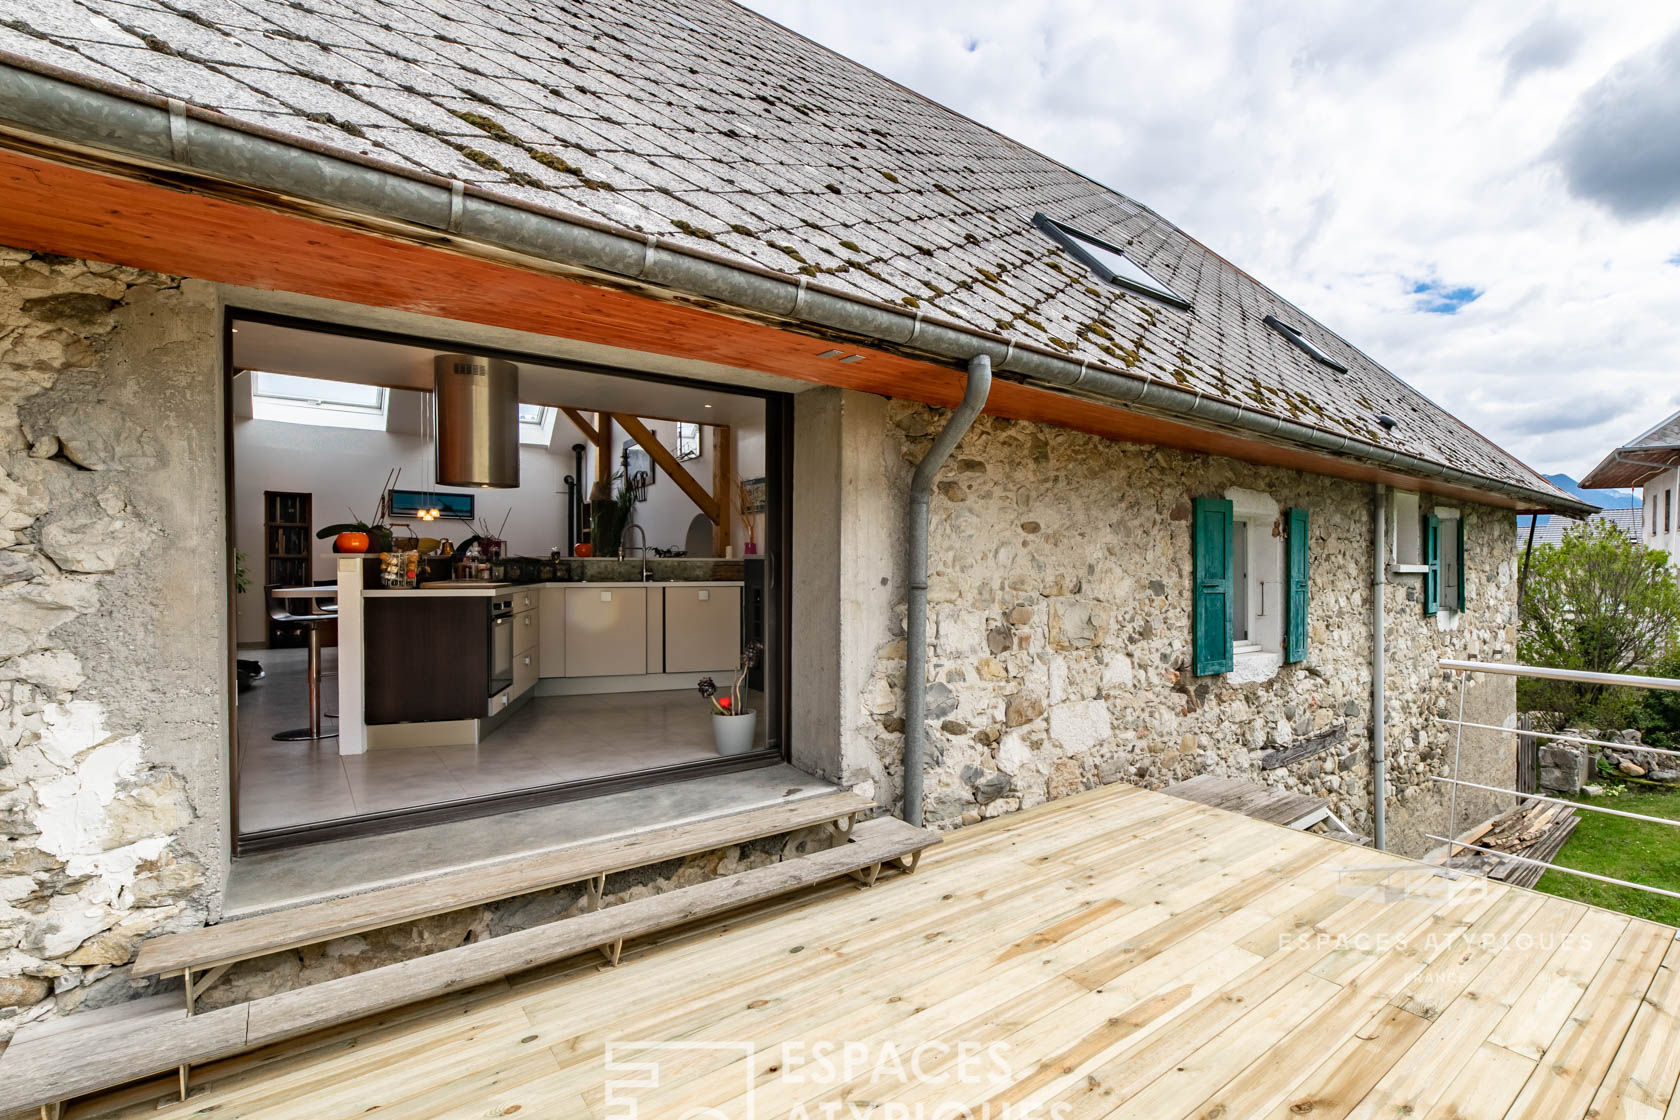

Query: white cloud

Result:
[745,0,1680,482]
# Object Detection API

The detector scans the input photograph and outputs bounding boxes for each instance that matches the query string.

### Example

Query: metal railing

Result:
[1431,659,1680,901]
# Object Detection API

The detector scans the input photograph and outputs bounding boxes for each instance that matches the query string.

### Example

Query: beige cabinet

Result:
[664,585,742,673]
[513,606,538,657]
[538,588,566,677]
[564,586,648,676]
[512,646,538,697]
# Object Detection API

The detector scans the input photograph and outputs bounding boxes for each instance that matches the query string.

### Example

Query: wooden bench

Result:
[1163,773,1331,830]
[0,816,936,1119]
[133,789,874,1010]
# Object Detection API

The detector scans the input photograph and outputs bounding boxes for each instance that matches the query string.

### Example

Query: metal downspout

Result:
[903,355,992,827]
[1371,484,1388,851]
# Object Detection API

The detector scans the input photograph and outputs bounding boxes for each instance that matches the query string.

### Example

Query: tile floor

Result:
[236,648,765,835]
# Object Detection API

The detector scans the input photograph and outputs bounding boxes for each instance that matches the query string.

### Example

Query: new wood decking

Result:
[83,783,1680,1120]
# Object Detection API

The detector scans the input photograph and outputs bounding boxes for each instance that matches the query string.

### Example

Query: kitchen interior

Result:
[229,317,783,848]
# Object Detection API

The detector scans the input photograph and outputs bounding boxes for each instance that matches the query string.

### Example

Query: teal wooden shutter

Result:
[1455,515,1467,612]
[1424,513,1440,616]
[1192,497,1234,675]
[1285,507,1308,662]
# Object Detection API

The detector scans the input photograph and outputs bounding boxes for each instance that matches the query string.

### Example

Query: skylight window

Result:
[1263,315,1348,373]
[249,372,388,430]
[518,404,556,446]
[1031,213,1190,309]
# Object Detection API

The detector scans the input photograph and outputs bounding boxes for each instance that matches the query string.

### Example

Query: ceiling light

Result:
[817,349,843,359]
[839,354,865,363]
[704,403,713,408]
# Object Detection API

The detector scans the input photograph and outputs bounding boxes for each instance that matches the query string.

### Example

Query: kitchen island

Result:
[334,558,754,754]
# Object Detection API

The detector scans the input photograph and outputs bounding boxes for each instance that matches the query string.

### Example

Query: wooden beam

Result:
[560,407,600,447]
[611,413,720,522]
[594,413,612,493]
[712,424,732,556]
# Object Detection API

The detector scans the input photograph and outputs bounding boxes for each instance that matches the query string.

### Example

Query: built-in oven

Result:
[488,595,514,697]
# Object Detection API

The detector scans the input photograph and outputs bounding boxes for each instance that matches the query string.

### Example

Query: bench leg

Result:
[828,814,856,842]
[179,1064,190,1102]
[598,938,623,968]
[893,849,923,875]
[849,861,882,888]
[182,963,231,1014]
[584,872,607,912]
[183,966,194,1015]
[41,1103,61,1120]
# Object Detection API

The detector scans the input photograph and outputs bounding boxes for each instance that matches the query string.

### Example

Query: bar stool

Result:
[267,588,338,742]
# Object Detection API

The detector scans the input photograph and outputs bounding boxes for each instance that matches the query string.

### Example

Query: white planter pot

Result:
[713,710,758,755]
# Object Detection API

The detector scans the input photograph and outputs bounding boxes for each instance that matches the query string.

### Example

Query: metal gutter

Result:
[903,355,991,827]
[0,57,1593,518]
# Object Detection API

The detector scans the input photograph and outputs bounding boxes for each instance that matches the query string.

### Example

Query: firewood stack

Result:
[1443,798,1580,889]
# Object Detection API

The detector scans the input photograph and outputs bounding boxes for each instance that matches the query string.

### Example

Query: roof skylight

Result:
[1263,315,1348,373]
[1032,213,1190,309]
[249,372,388,431]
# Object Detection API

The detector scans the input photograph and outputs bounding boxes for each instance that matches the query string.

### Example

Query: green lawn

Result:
[1533,783,1680,927]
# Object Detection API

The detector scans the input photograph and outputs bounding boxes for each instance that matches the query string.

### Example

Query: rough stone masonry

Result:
[0,251,226,1038]
[835,397,1517,856]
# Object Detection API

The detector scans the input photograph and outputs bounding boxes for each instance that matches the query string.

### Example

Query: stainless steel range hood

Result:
[434,353,519,488]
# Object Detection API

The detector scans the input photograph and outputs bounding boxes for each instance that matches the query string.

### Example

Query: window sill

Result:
[1388,564,1430,576]
[1229,646,1283,685]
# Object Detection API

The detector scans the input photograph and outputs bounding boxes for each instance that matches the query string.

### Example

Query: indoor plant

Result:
[588,469,637,558]
[318,473,398,554]
[698,640,763,755]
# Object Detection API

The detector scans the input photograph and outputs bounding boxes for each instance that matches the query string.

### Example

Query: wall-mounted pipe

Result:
[0,58,1593,519]
[903,355,992,827]
[1371,484,1388,851]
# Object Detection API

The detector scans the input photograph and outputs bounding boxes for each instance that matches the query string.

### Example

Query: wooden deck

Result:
[85,783,1680,1120]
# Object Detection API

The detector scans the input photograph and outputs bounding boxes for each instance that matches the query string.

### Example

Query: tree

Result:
[1518,519,1680,731]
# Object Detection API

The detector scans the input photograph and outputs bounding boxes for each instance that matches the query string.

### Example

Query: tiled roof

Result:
[1624,409,1680,452]
[0,0,1571,503]
[1517,506,1642,548]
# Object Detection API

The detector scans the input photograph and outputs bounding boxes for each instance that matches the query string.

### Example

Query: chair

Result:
[266,588,338,742]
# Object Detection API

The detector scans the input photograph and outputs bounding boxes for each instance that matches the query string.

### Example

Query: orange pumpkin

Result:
[573,542,594,557]
[334,531,371,554]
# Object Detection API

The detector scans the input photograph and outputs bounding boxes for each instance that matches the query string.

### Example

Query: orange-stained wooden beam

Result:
[612,413,719,522]
[712,424,732,556]
[559,407,600,447]
[0,143,1535,512]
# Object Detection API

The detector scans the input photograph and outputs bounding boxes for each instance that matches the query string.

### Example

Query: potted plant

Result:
[589,470,637,558]
[318,472,398,554]
[699,641,763,755]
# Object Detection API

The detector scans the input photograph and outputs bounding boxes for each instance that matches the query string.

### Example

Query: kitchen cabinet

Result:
[512,647,538,698]
[513,604,538,657]
[564,586,647,676]
[538,588,565,677]
[664,585,742,673]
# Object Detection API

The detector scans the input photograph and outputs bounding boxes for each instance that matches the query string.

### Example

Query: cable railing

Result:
[1431,659,1680,901]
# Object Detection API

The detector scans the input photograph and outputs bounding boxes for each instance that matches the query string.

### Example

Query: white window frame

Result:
[517,404,557,446]
[1226,487,1286,683]
[1389,490,1427,572]
[249,371,389,431]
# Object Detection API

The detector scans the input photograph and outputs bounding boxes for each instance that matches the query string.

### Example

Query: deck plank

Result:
[69,782,1679,1120]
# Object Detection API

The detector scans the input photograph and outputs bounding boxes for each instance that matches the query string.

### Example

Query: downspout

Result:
[904,355,992,827]
[1371,484,1388,851]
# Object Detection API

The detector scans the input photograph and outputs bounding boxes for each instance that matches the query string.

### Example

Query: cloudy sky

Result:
[744,1,1680,486]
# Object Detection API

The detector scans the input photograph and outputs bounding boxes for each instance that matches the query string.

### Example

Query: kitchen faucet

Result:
[620,523,650,581]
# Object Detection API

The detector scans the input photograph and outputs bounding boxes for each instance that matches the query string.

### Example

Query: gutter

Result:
[903,355,991,827]
[0,57,1592,519]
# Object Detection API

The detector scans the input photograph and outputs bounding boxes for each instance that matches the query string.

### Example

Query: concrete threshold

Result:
[222,763,838,918]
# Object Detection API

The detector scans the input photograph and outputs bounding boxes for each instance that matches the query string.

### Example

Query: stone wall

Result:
[833,397,1517,857]
[0,250,226,1038]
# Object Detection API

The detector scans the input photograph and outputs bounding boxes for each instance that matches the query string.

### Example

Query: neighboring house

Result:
[0,0,1586,1036]
[1516,506,1642,548]
[1582,408,1680,566]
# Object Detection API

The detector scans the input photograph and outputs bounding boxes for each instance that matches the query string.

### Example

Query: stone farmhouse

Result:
[0,0,1590,1047]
